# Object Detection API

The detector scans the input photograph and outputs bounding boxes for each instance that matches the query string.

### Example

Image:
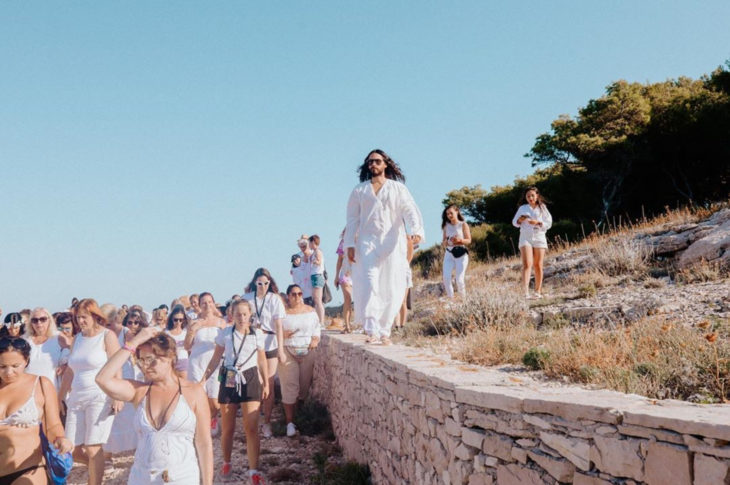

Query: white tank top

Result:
[68,330,108,405]
[310,249,324,275]
[445,222,465,248]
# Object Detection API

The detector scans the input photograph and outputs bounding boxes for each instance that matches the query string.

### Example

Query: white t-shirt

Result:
[24,335,64,389]
[214,326,264,372]
[243,292,286,333]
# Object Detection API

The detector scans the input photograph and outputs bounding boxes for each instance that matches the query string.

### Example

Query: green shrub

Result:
[523,347,551,370]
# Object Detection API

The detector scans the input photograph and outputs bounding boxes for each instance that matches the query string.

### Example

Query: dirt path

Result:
[67,403,347,484]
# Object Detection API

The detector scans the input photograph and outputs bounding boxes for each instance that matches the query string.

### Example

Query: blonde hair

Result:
[25,307,58,338]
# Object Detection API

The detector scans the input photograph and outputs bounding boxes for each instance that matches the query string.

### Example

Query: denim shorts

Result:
[311,273,325,288]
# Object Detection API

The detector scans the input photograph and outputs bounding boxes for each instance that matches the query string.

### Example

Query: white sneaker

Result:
[261,423,272,438]
[286,422,297,437]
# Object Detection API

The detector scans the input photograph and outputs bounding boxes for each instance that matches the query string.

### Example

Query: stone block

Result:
[539,432,590,471]
[428,437,448,473]
[644,441,692,485]
[617,424,684,444]
[572,472,613,485]
[595,425,617,436]
[496,464,546,485]
[448,459,472,485]
[684,434,730,459]
[473,454,486,473]
[511,446,528,464]
[454,386,525,413]
[517,438,538,448]
[694,453,730,485]
[455,443,477,461]
[527,450,575,482]
[590,435,644,481]
[482,431,514,462]
[425,390,445,422]
[467,473,493,485]
[524,391,623,424]
[462,427,486,449]
[623,403,730,441]
[446,417,462,436]
[524,414,553,430]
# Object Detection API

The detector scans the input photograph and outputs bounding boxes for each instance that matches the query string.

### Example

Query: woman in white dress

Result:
[442,205,472,299]
[166,305,190,379]
[96,327,213,485]
[105,309,147,454]
[24,307,69,389]
[243,268,287,438]
[184,292,226,436]
[512,186,553,298]
[58,298,121,485]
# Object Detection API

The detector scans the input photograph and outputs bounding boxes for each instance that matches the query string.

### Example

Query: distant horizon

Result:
[2,1,729,313]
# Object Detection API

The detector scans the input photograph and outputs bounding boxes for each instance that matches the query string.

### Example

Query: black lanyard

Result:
[231,328,249,367]
[253,293,268,326]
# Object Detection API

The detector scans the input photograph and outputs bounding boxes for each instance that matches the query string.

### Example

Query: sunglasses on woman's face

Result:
[173,318,184,323]
[256,281,270,287]
[290,292,303,297]
[30,316,49,324]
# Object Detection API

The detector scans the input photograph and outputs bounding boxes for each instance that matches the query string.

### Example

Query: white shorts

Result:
[518,234,548,249]
[65,399,114,447]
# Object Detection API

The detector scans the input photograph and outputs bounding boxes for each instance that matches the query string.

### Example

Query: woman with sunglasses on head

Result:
[242,268,286,438]
[96,327,213,485]
[166,305,190,379]
[23,308,68,390]
[279,285,320,437]
[1,313,25,338]
[1,336,73,484]
[105,309,148,455]
[201,300,269,483]
[58,298,122,485]
[184,292,226,437]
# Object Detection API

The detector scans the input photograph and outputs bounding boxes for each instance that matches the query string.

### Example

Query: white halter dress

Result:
[128,390,200,484]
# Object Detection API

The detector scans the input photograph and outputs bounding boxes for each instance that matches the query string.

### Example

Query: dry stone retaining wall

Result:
[311,333,730,485]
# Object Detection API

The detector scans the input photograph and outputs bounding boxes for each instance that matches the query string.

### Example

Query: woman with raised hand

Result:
[242,268,286,439]
[0,336,73,484]
[105,308,147,455]
[201,300,269,482]
[279,284,320,437]
[512,186,553,299]
[58,298,121,485]
[96,327,213,485]
[166,305,190,379]
[24,307,68,390]
[442,204,472,299]
[184,292,226,437]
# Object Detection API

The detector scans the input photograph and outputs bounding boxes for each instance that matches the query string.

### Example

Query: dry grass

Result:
[455,317,730,402]
[424,281,528,335]
[588,235,652,277]
[675,260,729,284]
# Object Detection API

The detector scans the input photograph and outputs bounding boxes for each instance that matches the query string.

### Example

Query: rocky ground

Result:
[414,206,730,329]
[67,397,350,485]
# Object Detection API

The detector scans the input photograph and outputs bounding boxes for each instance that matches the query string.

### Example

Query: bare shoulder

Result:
[181,380,206,406]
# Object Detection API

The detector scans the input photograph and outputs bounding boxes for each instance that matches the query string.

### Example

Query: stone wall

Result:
[311,333,730,485]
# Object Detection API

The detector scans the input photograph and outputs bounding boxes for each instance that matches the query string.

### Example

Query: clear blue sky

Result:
[2,2,729,313]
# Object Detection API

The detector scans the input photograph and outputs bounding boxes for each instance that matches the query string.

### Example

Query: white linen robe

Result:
[344,179,425,338]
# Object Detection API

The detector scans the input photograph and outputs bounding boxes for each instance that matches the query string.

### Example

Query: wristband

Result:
[122,344,136,353]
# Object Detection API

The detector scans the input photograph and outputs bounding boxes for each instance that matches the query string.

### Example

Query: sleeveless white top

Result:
[25,335,63,389]
[128,393,200,484]
[310,249,325,275]
[67,330,109,407]
[445,222,465,249]
[166,330,189,372]
[186,325,221,382]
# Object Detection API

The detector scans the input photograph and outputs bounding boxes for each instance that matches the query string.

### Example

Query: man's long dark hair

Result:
[358,149,406,183]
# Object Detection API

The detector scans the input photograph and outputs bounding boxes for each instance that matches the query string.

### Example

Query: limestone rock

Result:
[496,464,546,485]
[539,432,590,471]
[462,427,486,449]
[482,431,514,462]
[467,473,494,485]
[527,450,575,482]
[590,435,644,481]
[572,473,613,485]
[679,219,730,268]
[644,441,692,485]
[694,453,730,485]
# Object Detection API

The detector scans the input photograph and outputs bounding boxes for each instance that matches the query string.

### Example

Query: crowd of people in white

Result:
[0,149,552,485]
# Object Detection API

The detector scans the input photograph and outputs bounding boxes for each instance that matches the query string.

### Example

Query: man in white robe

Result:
[344,149,424,344]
